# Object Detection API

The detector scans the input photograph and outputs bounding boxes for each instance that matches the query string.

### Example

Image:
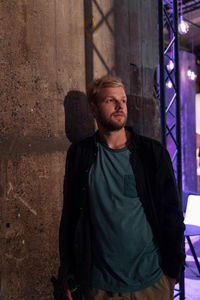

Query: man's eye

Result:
[122,99,127,103]
[106,99,113,103]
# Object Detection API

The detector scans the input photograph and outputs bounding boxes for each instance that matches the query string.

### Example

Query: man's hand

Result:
[63,275,75,300]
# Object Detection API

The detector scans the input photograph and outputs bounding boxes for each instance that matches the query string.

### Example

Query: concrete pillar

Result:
[0,1,86,299]
[115,0,160,140]
[84,0,160,140]
[0,1,159,299]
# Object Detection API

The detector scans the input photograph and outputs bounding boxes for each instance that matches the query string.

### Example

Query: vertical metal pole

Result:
[158,0,166,148]
[84,0,94,88]
[173,2,184,299]
[173,0,182,204]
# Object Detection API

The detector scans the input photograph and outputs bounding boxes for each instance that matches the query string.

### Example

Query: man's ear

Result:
[89,102,97,119]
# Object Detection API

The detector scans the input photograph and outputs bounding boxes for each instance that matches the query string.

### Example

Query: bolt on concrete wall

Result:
[0,1,159,299]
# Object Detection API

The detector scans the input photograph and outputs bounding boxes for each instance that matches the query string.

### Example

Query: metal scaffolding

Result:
[157,1,184,299]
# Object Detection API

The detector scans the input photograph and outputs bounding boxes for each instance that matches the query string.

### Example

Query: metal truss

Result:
[178,0,200,14]
[158,0,182,192]
[157,1,184,299]
[84,0,115,87]
[165,0,200,15]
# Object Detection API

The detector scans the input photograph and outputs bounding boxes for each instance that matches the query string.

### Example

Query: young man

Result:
[59,76,185,300]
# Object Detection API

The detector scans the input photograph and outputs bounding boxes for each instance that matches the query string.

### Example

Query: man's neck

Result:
[98,127,131,149]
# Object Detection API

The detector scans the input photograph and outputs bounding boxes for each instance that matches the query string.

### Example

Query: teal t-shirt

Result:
[88,142,163,293]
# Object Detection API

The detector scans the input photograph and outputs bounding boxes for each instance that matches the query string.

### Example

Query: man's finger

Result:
[66,288,73,300]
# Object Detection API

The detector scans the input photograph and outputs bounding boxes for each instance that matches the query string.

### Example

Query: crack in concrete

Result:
[18,195,37,216]
[6,182,37,215]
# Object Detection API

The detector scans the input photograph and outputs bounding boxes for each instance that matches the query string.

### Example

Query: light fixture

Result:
[167,60,174,72]
[166,80,173,88]
[187,67,197,81]
[187,67,192,78]
[189,70,197,81]
[178,15,189,35]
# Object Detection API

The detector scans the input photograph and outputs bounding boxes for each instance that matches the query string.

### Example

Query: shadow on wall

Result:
[52,92,95,298]
[64,90,95,143]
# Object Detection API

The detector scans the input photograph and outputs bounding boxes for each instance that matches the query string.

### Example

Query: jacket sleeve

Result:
[58,144,79,281]
[155,146,185,279]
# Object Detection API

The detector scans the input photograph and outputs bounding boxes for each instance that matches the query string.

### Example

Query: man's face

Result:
[90,86,127,131]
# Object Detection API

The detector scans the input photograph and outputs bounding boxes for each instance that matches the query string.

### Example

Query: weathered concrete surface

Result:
[116,0,160,139]
[0,1,86,299]
[1,152,66,300]
[84,0,160,139]
[0,0,86,138]
[0,1,159,299]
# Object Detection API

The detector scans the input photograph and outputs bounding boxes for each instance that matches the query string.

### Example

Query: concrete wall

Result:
[0,1,159,299]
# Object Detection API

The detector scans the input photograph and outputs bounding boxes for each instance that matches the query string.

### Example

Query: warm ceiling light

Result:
[190,72,197,81]
[167,60,174,72]
[187,67,192,78]
[166,80,173,88]
[187,67,197,81]
[178,16,189,35]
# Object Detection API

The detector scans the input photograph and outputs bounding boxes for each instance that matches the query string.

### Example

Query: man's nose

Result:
[115,100,123,109]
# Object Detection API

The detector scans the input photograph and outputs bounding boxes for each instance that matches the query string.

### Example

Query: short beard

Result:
[97,114,127,132]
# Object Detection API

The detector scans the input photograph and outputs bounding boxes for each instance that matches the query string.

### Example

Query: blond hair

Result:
[87,75,124,104]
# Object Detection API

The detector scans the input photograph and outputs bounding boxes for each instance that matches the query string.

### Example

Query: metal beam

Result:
[157,1,184,299]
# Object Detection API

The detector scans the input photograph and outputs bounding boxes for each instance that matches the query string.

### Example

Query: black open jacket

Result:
[59,127,185,285]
